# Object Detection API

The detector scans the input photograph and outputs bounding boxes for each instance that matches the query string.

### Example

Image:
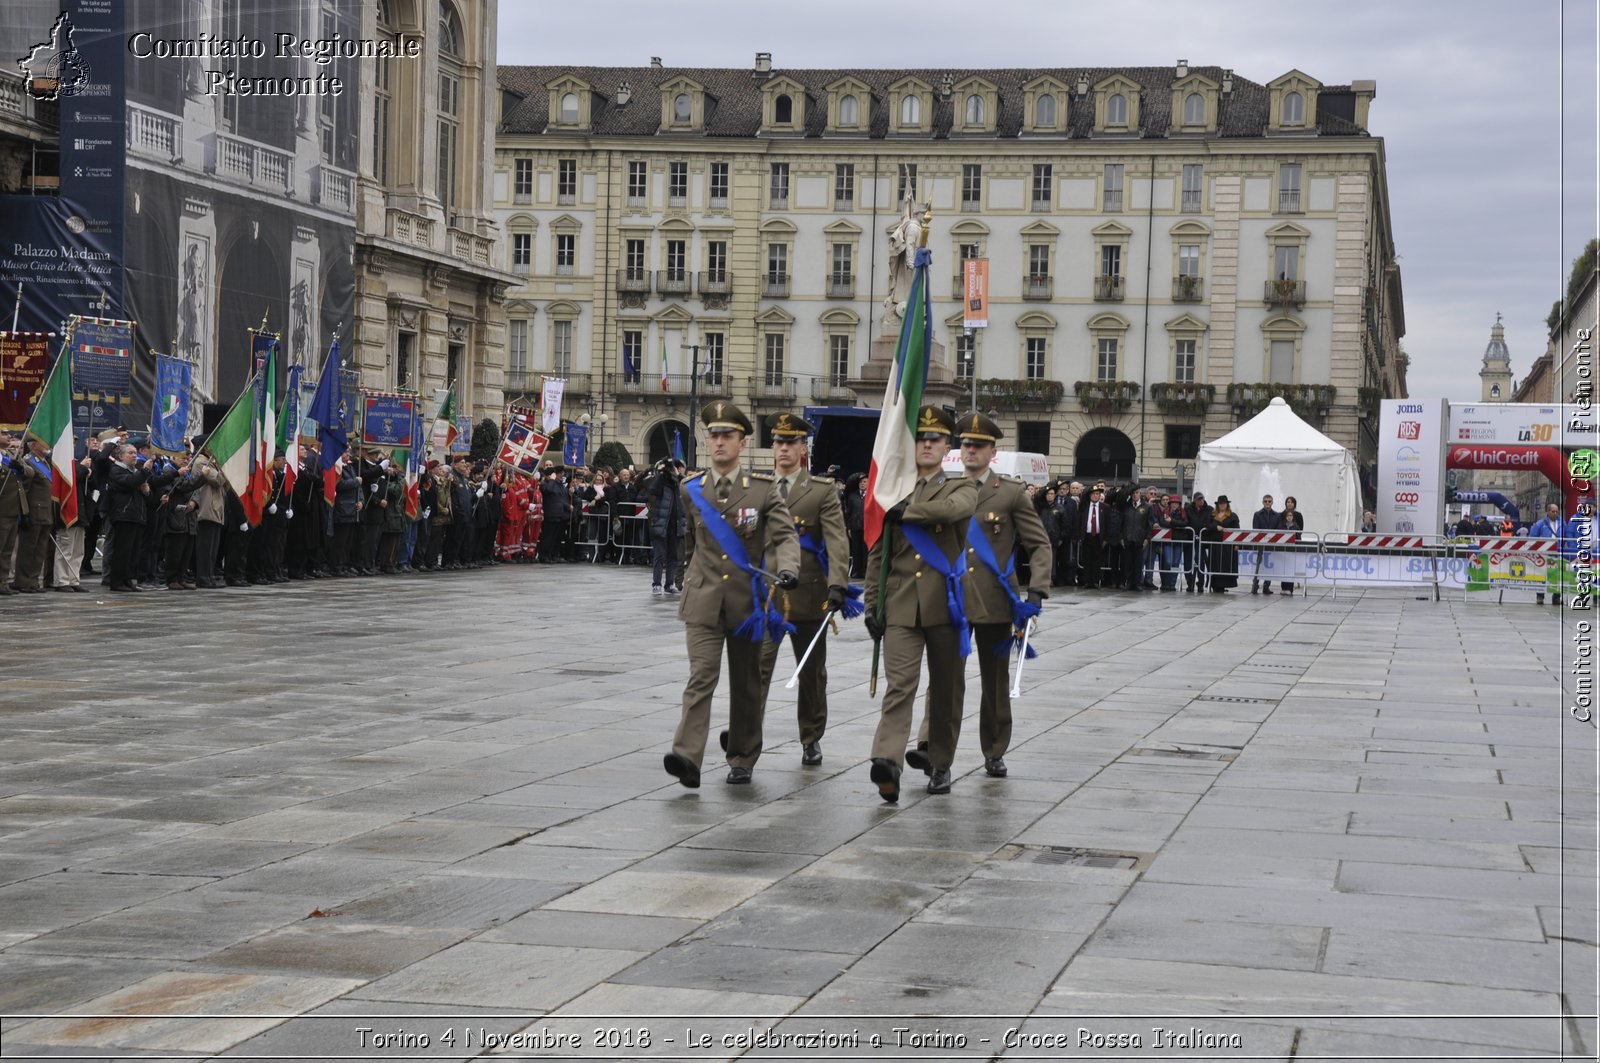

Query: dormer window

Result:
[775,94,792,124]
[964,94,984,125]
[1183,92,1204,125]
[673,94,691,123]
[901,95,920,127]
[1035,94,1055,128]
[1283,91,1304,126]
[839,94,858,126]
[560,93,579,123]
[1106,94,1127,126]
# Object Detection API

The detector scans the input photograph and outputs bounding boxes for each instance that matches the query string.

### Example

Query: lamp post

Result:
[679,340,700,467]
[965,327,977,413]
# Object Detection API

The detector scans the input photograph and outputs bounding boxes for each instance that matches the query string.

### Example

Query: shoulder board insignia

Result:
[999,474,1025,485]
[684,471,706,482]
[931,473,945,486]
[811,475,834,485]
[750,472,773,482]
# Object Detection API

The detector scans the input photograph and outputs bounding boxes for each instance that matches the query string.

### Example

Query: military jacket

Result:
[962,471,1053,624]
[864,472,978,627]
[678,468,802,628]
[777,470,848,621]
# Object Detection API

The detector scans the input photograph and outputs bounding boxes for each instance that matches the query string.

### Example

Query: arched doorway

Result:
[647,418,691,466]
[215,226,288,401]
[1075,427,1137,480]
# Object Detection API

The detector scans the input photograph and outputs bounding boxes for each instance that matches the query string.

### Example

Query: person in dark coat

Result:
[1206,494,1240,592]
[1184,490,1213,592]
[105,443,151,592]
[841,471,867,579]
[160,457,200,591]
[1250,494,1280,594]
[538,464,571,563]
[646,459,684,593]
[448,457,474,568]
[1102,484,1126,588]
[1120,485,1148,591]
[330,455,363,575]
[285,446,322,579]
[1078,483,1109,589]
[358,448,389,575]
[1278,496,1305,594]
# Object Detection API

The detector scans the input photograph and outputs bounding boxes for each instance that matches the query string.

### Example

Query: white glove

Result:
[239,522,249,532]
[476,485,487,498]
[369,483,379,493]
[380,459,391,469]
[267,504,277,515]
[286,508,294,518]
[423,508,432,519]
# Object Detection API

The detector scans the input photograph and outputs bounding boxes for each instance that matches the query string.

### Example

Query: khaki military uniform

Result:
[673,468,801,770]
[12,450,55,590]
[0,453,26,587]
[758,471,849,745]
[963,471,1053,760]
[865,471,977,773]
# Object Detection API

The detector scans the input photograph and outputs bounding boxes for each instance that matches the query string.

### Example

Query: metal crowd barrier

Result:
[1315,532,1448,601]
[573,501,607,563]
[613,503,652,565]
[1444,535,1562,606]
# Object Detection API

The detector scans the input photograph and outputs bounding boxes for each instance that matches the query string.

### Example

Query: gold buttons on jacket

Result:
[913,553,922,561]
[915,571,923,578]
[720,553,728,560]
[722,574,729,581]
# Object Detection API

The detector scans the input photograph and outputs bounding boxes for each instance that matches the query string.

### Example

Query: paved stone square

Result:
[0,568,1593,1061]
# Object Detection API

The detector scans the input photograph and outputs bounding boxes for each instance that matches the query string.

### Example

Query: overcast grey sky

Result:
[499,0,1599,403]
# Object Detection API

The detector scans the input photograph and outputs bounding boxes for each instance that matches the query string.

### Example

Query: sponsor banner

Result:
[150,353,193,454]
[0,333,53,428]
[962,258,989,329]
[361,392,417,447]
[1449,402,1596,444]
[1377,399,1446,534]
[1240,547,1456,588]
[71,317,134,394]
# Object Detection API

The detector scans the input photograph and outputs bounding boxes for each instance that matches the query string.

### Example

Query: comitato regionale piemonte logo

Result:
[19,12,91,101]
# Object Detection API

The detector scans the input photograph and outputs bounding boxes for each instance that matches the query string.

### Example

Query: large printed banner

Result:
[361,392,417,447]
[496,420,550,475]
[0,333,53,429]
[449,416,472,455]
[72,318,134,395]
[962,258,990,329]
[1377,399,1447,534]
[150,354,193,454]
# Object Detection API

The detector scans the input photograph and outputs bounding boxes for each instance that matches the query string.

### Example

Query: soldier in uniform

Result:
[756,412,850,767]
[663,401,800,788]
[954,412,1051,778]
[11,436,57,592]
[864,406,977,801]
[0,429,25,594]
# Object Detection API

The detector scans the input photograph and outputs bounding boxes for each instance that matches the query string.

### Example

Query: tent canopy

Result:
[1195,398,1362,533]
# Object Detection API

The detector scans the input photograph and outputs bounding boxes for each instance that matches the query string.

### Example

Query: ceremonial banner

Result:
[450,416,472,455]
[507,401,538,430]
[541,377,564,434]
[23,337,77,526]
[306,336,350,503]
[251,330,278,374]
[71,317,135,395]
[150,353,193,455]
[563,422,587,467]
[496,420,550,475]
[276,363,302,497]
[362,392,417,447]
[0,333,53,429]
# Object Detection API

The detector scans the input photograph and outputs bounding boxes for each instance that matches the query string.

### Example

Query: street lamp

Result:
[678,340,701,467]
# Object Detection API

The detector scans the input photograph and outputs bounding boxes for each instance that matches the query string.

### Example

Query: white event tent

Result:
[1194,397,1362,533]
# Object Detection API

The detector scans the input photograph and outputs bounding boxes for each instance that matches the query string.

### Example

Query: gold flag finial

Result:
[918,205,932,249]
[259,309,269,331]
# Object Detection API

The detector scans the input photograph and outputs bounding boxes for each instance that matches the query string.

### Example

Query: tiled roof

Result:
[498,65,1372,141]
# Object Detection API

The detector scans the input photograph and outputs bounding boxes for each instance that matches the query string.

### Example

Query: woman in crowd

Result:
[1207,494,1240,593]
[1278,495,1305,595]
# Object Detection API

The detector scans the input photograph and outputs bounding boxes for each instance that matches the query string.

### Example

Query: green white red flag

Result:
[863,247,932,549]
[23,339,77,527]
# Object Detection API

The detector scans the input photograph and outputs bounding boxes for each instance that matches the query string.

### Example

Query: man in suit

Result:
[106,443,152,592]
[664,401,800,788]
[954,412,1051,779]
[864,406,977,801]
[1078,483,1109,589]
[756,412,850,767]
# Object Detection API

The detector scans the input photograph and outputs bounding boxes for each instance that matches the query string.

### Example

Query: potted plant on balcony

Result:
[1357,386,1382,420]
[976,378,1066,409]
[1177,274,1201,301]
[1073,380,1139,414]
[1268,277,1300,306]
[1150,382,1215,416]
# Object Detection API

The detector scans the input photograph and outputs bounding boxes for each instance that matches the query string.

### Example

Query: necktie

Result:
[716,477,730,504]
[1089,504,1098,535]
[779,478,789,500]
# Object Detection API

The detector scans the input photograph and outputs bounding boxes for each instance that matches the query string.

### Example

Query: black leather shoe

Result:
[904,744,932,775]
[926,768,953,794]
[869,758,900,803]
[726,767,752,785]
[984,757,1008,778]
[801,741,823,766]
[718,729,729,752]
[663,753,700,789]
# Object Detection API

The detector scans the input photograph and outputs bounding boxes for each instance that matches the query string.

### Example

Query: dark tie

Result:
[779,478,789,500]
[1089,504,1098,534]
[716,477,730,504]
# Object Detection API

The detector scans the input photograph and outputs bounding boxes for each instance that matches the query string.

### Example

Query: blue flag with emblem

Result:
[687,475,794,645]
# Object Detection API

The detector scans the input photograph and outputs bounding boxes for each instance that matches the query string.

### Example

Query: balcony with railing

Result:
[698,270,732,296]
[505,370,589,397]
[1264,278,1307,309]
[614,372,729,400]
[314,165,356,213]
[205,131,293,195]
[656,269,691,297]
[387,208,435,250]
[763,273,790,298]
[1095,274,1125,301]
[448,226,494,267]
[810,378,856,402]
[126,102,181,160]
[826,273,854,299]
[1023,275,1053,301]
[0,68,57,131]
[751,375,797,402]
[1277,189,1302,213]
[1173,274,1204,303]
[976,378,1066,410]
[616,269,651,295]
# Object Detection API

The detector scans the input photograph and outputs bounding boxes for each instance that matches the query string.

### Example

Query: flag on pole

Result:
[22,337,76,527]
[400,399,424,519]
[207,370,262,523]
[305,336,349,504]
[430,382,459,455]
[863,245,933,549]
[244,339,278,523]
[660,341,669,392]
[275,363,302,499]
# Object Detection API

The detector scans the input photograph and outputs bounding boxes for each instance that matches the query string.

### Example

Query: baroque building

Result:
[494,56,1406,478]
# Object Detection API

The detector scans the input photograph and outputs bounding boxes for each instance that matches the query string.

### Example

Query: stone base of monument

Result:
[847,334,969,410]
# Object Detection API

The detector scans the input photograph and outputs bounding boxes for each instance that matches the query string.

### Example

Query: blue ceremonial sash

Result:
[687,475,794,645]
[898,521,971,657]
[797,526,864,619]
[24,455,52,484]
[968,515,1041,659]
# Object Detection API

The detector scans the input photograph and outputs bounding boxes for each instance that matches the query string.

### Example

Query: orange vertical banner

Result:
[962,258,989,329]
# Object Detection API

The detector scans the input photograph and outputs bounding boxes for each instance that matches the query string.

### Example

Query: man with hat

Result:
[1078,482,1109,589]
[9,435,56,592]
[864,405,977,801]
[664,401,800,788]
[756,411,851,767]
[952,411,1051,778]
[0,429,26,593]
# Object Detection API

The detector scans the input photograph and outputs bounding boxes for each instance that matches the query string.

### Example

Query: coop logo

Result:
[1394,492,1420,505]
[1397,421,1422,440]
[1396,404,1424,413]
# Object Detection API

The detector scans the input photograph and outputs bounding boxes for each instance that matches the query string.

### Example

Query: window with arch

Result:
[1106,93,1127,126]
[1283,90,1304,126]
[1183,92,1204,125]
[838,93,858,126]
[900,94,920,127]
[1035,93,1056,128]
[964,94,984,125]
[560,92,579,123]
[438,0,461,57]
[673,93,691,123]
[373,0,395,186]
[775,94,792,124]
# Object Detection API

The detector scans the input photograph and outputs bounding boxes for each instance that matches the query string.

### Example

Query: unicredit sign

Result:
[1449,446,1544,467]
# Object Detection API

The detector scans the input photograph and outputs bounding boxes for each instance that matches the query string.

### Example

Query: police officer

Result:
[954,412,1051,778]
[756,412,850,767]
[664,401,800,788]
[864,406,977,801]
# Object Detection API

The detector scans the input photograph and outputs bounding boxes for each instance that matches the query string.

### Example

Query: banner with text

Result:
[361,392,417,447]
[0,333,53,429]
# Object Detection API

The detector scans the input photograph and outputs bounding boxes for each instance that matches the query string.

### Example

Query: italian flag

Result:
[431,382,458,456]
[24,342,77,527]
[209,347,274,526]
[660,341,669,392]
[863,247,931,549]
[275,363,301,500]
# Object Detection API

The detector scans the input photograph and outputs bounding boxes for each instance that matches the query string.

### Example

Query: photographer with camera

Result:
[646,457,684,596]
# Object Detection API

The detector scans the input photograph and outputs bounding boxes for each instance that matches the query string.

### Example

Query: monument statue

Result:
[881,193,924,336]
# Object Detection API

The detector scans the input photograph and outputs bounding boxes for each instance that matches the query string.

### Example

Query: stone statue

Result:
[881,193,923,335]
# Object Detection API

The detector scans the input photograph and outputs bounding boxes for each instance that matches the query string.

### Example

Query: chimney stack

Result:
[1221,69,1234,95]
[1351,79,1377,130]
[615,81,631,106]
[649,56,662,69]
[1075,73,1089,97]
[754,52,772,77]
[1176,59,1188,78]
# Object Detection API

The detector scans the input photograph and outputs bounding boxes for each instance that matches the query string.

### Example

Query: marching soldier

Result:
[664,401,800,788]
[954,412,1051,778]
[11,436,57,592]
[0,429,24,594]
[864,406,977,801]
[756,412,851,766]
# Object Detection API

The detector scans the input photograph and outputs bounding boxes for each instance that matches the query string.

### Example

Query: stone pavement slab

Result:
[0,567,1590,1059]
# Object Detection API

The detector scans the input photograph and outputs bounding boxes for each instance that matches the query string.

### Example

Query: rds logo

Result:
[1394,492,1420,505]
[1397,422,1422,440]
